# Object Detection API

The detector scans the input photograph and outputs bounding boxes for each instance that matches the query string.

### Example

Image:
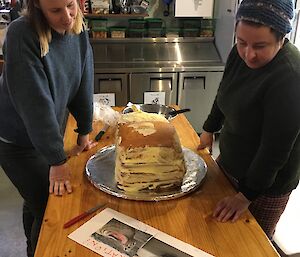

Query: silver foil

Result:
[85,145,207,201]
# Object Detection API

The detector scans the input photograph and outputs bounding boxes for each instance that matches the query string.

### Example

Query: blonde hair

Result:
[24,0,86,57]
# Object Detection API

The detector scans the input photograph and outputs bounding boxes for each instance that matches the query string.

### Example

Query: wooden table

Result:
[35,107,279,257]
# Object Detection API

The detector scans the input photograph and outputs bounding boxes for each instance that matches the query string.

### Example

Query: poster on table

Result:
[68,208,214,257]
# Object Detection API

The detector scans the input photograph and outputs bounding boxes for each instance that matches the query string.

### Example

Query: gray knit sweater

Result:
[0,16,94,165]
[203,39,300,200]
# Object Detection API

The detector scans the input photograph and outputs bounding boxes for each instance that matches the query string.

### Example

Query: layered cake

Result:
[115,111,186,192]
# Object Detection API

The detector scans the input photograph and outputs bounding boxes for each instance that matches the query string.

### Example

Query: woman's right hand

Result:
[49,163,72,196]
[198,131,214,154]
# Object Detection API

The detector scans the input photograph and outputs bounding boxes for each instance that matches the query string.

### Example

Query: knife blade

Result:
[63,203,106,228]
[95,123,109,141]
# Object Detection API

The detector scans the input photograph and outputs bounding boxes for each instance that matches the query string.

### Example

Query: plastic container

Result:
[147,28,163,38]
[128,19,146,29]
[200,19,215,37]
[146,18,163,28]
[165,28,181,38]
[110,27,126,38]
[183,28,199,37]
[90,18,107,29]
[128,28,146,38]
[92,27,108,38]
[183,18,202,29]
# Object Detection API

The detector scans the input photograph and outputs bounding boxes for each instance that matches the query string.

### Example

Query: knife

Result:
[168,108,191,116]
[63,203,106,228]
[95,123,109,141]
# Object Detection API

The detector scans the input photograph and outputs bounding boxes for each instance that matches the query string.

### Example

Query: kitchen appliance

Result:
[94,73,128,106]
[129,72,178,105]
[178,71,223,133]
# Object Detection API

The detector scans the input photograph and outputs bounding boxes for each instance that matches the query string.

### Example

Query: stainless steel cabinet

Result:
[178,71,223,133]
[94,73,128,106]
[129,73,178,105]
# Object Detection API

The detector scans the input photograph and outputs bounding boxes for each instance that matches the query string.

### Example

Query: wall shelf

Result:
[84,13,149,19]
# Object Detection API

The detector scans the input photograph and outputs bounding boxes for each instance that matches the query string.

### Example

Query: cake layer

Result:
[116,179,182,192]
[117,121,181,150]
[116,168,185,183]
[116,146,183,164]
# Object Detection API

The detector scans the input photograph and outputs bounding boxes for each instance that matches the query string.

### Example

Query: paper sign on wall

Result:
[144,92,166,105]
[175,0,214,17]
[93,93,115,107]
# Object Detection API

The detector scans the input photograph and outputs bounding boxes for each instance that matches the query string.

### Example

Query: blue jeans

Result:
[0,140,49,257]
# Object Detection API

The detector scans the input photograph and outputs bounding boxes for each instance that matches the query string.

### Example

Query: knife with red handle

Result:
[63,203,106,228]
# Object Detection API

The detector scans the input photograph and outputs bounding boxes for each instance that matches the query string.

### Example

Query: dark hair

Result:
[236,20,285,42]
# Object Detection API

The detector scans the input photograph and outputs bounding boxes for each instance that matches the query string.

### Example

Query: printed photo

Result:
[91,218,152,257]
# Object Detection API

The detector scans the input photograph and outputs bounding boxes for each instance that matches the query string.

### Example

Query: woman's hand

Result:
[68,134,98,157]
[198,131,214,153]
[213,192,251,222]
[49,163,72,196]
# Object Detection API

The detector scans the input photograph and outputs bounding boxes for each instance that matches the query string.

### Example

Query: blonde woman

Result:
[0,0,96,256]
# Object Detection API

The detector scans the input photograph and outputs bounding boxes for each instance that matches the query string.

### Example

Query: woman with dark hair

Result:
[198,0,300,240]
[0,0,96,256]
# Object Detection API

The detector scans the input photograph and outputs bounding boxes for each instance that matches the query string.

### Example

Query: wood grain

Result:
[34,107,279,257]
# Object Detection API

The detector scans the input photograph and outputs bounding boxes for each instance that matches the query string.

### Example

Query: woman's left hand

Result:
[68,134,98,157]
[213,192,251,222]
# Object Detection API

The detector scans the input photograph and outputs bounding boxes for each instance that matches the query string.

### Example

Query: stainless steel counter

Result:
[91,38,224,132]
[91,38,225,73]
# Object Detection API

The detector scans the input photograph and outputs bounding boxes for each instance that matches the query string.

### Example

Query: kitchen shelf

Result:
[84,13,149,19]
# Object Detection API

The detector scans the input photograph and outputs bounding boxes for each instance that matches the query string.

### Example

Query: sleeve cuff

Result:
[238,182,261,201]
[74,126,92,135]
[52,158,67,166]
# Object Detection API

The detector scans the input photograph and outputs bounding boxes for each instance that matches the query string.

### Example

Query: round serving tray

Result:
[85,145,207,201]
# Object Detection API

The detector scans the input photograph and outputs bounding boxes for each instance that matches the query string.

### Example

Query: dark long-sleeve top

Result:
[203,39,300,200]
[0,16,94,165]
